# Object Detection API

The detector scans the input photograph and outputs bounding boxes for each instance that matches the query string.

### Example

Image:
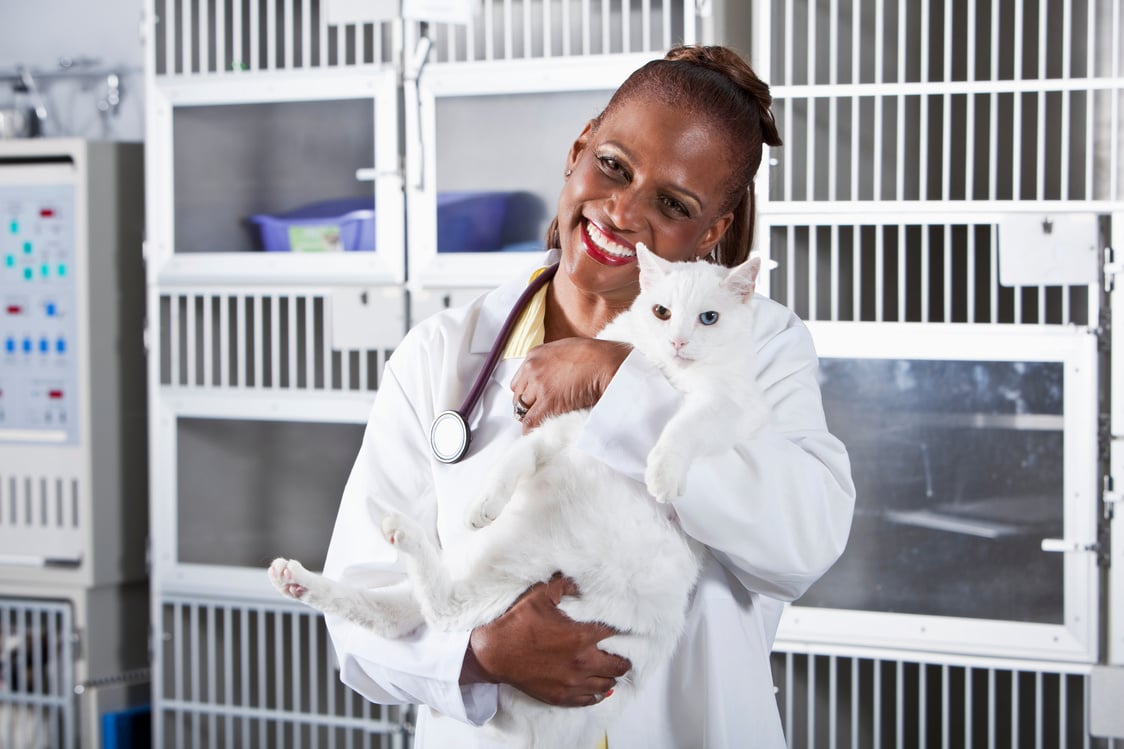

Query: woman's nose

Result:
[605,187,643,232]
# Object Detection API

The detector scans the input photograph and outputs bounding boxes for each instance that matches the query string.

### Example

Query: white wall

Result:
[0,0,146,141]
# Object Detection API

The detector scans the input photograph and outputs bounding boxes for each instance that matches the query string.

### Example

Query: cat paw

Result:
[382,514,424,556]
[268,558,312,601]
[645,449,689,503]
[464,495,499,529]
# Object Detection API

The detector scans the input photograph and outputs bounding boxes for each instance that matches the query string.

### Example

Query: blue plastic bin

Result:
[436,191,514,253]
[102,704,152,749]
[250,197,375,252]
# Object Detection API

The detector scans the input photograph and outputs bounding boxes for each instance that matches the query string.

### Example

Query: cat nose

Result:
[671,338,687,351]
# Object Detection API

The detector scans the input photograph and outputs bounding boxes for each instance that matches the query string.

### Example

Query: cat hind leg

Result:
[268,557,424,638]
[268,557,317,602]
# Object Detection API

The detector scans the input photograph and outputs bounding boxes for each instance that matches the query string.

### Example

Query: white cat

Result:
[269,243,771,749]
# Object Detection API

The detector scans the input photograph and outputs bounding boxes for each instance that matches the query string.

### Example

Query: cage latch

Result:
[1041,538,1099,554]
[1104,475,1122,521]
[1104,246,1122,292]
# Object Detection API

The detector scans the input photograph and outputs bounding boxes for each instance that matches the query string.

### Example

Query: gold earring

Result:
[565,168,573,177]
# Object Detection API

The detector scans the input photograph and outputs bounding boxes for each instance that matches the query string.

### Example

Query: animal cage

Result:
[157,596,411,748]
[753,0,1124,746]
[0,598,76,749]
[145,0,1124,745]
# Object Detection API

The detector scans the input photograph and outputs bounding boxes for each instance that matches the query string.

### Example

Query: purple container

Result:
[250,197,375,252]
[436,191,514,253]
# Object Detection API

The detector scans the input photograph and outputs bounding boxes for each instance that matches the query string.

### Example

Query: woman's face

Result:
[555,94,738,301]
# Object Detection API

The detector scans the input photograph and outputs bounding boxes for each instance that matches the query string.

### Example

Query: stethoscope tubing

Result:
[429,262,560,464]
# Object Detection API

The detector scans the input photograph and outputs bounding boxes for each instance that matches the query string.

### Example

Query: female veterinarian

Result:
[321,45,856,748]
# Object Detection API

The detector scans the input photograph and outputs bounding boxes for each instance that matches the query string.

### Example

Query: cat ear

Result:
[723,256,772,300]
[636,242,672,289]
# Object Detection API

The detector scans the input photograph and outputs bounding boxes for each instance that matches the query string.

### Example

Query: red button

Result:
[39,208,55,218]
[6,305,21,315]
[48,389,63,399]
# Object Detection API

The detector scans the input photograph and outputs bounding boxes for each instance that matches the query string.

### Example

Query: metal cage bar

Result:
[766,220,1093,327]
[773,650,1099,749]
[157,290,391,393]
[0,598,76,749]
[158,597,408,747]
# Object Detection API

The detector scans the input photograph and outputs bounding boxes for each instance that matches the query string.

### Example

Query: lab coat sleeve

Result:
[576,302,856,602]
[321,349,499,726]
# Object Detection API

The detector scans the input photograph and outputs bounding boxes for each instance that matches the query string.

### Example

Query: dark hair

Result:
[547,45,781,267]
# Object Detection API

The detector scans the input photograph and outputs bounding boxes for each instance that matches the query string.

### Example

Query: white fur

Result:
[269,243,770,749]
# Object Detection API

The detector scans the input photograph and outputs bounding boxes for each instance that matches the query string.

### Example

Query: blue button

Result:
[56,337,66,354]
[45,302,57,316]
[23,267,32,280]
[22,337,32,353]
[4,338,14,353]
[57,263,66,277]
[22,241,31,254]
[39,337,48,353]
[4,255,13,267]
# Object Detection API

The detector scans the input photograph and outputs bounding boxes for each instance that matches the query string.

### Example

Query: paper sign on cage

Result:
[996,213,1100,287]
[325,0,398,24]
[403,0,475,24]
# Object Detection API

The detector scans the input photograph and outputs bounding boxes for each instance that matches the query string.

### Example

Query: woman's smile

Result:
[581,218,636,266]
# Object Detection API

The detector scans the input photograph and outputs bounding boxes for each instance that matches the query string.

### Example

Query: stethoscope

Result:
[429,262,560,464]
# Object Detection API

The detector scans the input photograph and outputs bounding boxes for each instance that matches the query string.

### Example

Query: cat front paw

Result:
[645,447,689,503]
[268,558,313,601]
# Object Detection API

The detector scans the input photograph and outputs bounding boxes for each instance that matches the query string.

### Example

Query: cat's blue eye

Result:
[652,304,671,321]
[698,311,720,326]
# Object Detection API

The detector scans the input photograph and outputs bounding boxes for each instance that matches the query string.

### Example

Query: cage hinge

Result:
[1104,246,1121,292]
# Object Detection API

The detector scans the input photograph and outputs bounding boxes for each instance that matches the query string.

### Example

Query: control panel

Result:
[0,183,79,444]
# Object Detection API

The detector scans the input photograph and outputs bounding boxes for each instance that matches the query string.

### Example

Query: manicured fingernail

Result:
[605,689,614,698]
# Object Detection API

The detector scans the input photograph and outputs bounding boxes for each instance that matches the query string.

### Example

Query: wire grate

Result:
[0,598,76,749]
[767,221,1093,326]
[157,291,391,392]
[158,597,409,748]
[772,650,1099,749]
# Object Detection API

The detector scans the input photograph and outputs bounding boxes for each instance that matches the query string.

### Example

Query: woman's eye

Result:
[660,196,689,217]
[598,155,626,177]
[652,304,671,321]
[698,311,720,325]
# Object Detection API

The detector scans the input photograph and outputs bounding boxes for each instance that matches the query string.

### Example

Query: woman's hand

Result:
[460,573,631,707]
[511,338,631,432]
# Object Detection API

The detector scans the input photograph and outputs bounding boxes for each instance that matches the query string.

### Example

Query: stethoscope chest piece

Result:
[430,410,470,464]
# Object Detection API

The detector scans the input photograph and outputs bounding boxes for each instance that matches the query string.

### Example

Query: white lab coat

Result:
[322,253,856,748]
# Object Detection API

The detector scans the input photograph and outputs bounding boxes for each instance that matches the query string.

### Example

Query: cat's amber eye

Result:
[699,311,720,326]
[652,304,671,321]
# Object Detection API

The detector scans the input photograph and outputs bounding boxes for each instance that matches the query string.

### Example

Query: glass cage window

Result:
[173,99,377,253]
[176,417,365,568]
[798,357,1065,625]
